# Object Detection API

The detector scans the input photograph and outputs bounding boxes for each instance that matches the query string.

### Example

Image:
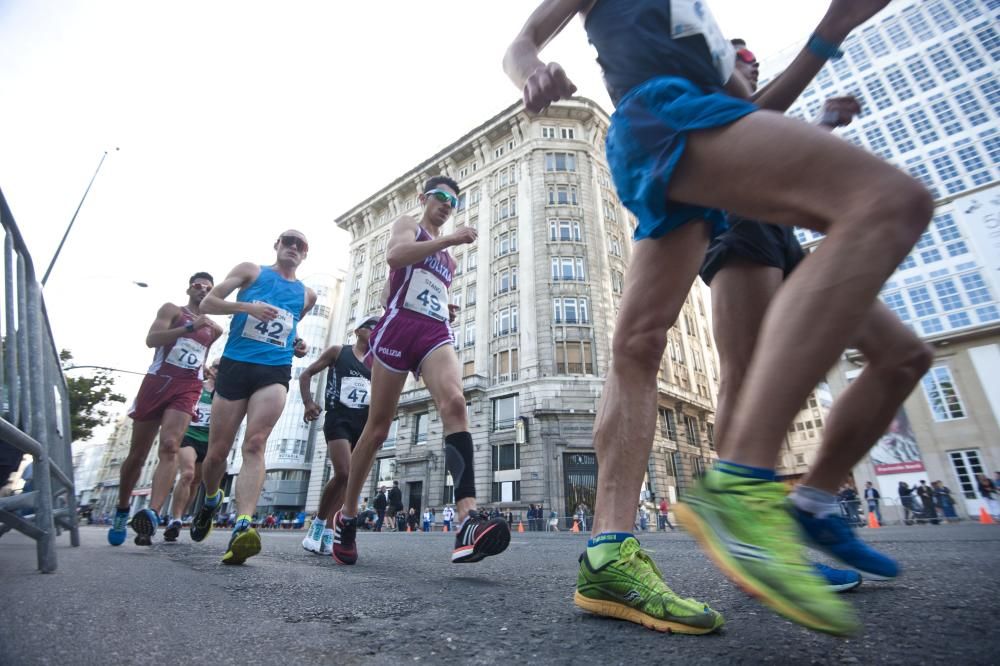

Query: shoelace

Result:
[621,543,708,610]
[741,483,811,568]
[113,514,128,530]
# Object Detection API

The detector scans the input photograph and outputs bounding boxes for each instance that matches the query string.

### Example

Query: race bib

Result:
[671,0,735,83]
[402,269,448,321]
[192,401,212,428]
[165,337,208,371]
[242,303,294,347]
[339,376,371,409]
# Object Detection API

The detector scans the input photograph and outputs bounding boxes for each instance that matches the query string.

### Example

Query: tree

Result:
[60,350,126,442]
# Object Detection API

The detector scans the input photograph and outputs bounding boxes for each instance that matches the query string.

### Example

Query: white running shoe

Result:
[320,529,334,555]
[302,520,325,554]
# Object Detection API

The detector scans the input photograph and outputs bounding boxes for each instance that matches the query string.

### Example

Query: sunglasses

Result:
[189,282,213,291]
[279,235,309,253]
[736,48,757,65]
[425,189,459,209]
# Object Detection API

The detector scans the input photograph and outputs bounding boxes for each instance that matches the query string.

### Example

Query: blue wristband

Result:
[807,32,844,61]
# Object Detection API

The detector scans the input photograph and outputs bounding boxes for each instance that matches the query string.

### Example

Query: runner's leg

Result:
[200,395,248,497]
[170,445,199,521]
[319,439,352,521]
[117,419,160,509]
[233,384,287,518]
[148,408,193,515]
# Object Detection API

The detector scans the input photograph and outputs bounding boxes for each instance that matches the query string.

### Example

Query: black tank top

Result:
[325,346,372,412]
[584,0,726,104]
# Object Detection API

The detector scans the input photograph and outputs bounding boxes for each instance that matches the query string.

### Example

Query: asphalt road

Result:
[1,523,998,665]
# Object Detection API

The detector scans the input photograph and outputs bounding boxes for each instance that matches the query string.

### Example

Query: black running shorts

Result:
[214,357,291,401]
[699,217,806,286]
[323,408,368,448]
[180,435,209,463]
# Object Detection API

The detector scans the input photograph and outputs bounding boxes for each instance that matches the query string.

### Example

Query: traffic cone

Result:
[979,506,995,525]
[517,521,524,533]
[407,524,412,532]
[443,523,448,532]
[867,512,880,529]
[571,519,579,533]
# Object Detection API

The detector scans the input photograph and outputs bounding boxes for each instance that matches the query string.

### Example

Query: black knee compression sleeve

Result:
[444,432,476,501]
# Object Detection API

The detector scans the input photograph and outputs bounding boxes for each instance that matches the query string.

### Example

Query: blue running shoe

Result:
[131,508,159,546]
[813,563,862,593]
[108,509,129,546]
[793,507,900,580]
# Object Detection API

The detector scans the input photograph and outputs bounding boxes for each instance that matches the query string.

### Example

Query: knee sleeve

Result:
[444,432,476,501]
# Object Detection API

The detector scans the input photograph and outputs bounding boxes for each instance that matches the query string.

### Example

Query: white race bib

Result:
[402,269,448,321]
[670,0,735,84]
[242,303,294,347]
[339,376,371,408]
[166,337,208,371]
[192,401,212,428]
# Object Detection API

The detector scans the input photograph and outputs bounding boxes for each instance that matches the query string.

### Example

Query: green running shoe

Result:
[574,536,724,634]
[221,527,261,565]
[675,470,859,636]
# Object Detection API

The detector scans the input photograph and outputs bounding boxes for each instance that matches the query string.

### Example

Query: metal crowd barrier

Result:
[0,187,78,572]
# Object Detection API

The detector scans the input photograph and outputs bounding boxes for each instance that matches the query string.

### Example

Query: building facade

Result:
[765,0,1000,512]
[334,98,719,522]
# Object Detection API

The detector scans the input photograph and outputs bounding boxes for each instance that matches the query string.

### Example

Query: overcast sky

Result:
[0,0,834,440]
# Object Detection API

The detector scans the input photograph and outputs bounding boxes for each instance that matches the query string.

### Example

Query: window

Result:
[492,480,522,503]
[886,115,915,153]
[928,46,961,82]
[950,449,986,500]
[954,87,989,126]
[464,321,476,348]
[493,305,518,337]
[415,413,429,445]
[495,230,518,257]
[549,218,582,241]
[957,145,986,174]
[493,395,517,430]
[864,75,892,111]
[466,283,477,306]
[560,127,575,140]
[382,419,399,449]
[492,442,520,471]
[953,0,982,21]
[926,0,957,33]
[548,185,579,205]
[706,423,715,450]
[922,366,966,421]
[611,269,625,295]
[493,348,519,383]
[553,297,589,324]
[862,26,889,58]
[493,197,517,222]
[494,146,505,159]
[975,23,1000,63]
[883,17,911,50]
[494,164,517,189]
[884,64,914,102]
[929,98,962,135]
[544,152,576,172]
[541,126,556,139]
[495,267,518,294]
[950,35,985,72]
[555,340,594,375]
[907,107,939,144]
[905,55,936,92]
[683,415,700,447]
[375,457,396,485]
[463,360,476,377]
[902,6,934,42]
[864,125,892,158]
[933,278,964,311]
[551,256,586,281]
[961,272,993,305]
[908,285,937,317]
[456,192,468,212]
[659,408,677,440]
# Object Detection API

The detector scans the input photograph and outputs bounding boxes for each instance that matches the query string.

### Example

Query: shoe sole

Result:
[222,530,262,565]
[302,540,322,554]
[131,512,157,540]
[108,530,127,546]
[163,526,180,542]
[674,502,857,636]
[134,535,152,546]
[452,522,511,563]
[573,591,722,635]
[827,577,863,593]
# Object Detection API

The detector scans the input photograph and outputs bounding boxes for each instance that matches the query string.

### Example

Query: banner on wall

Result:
[870,407,925,475]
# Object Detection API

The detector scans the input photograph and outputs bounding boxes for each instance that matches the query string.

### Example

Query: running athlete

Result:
[190,231,316,564]
[331,176,511,566]
[505,0,931,635]
[162,359,220,542]
[701,41,932,586]
[299,316,378,556]
[108,272,223,546]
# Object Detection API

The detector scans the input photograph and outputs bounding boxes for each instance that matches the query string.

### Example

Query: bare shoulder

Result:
[392,215,420,234]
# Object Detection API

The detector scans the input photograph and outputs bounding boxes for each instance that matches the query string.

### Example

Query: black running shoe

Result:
[190,486,223,543]
[131,508,158,547]
[452,511,511,563]
[163,519,182,542]
[331,511,358,565]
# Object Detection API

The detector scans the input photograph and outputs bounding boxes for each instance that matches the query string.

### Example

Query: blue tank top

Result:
[585,0,730,104]
[223,265,306,366]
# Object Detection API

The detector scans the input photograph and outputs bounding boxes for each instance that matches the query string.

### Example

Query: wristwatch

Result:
[185,322,195,333]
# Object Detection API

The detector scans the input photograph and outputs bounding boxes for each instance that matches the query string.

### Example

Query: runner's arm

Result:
[299,345,340,418]
[299,288,318,320]
[385,216,453,270]
[503,0,584,111]
[200,262,262,316]
[752,0,890,111]
[144,303,186,348]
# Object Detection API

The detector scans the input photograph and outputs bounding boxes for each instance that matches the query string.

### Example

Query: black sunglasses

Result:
[280,235,309,252]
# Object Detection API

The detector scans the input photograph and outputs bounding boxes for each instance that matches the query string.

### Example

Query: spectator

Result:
[837,484,862,527]
[527,504,536,531]
[932,481,959,523]
[395,508,407,531]
[864,481,882,525]
[406,508,419,532]
[575,503,589,532]
[916,480,939,525]
[637,504,649,531]
[548,509,559,532]
[977,474,999,519]
[422,508,432,532]
[898,481,916,525]
[658,496,675,531]
[442,505,455,532]
[388,481,403,524]
[373,487,388,532]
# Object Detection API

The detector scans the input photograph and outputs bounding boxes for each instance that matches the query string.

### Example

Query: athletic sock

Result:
[115,507,129,515]
[234,514,252,532]
[790,485,840,518]
[322,528,334,538]
[715,459,776,482]
[311,518,326,538]
[586,532,633,568]
[204,490,222,508]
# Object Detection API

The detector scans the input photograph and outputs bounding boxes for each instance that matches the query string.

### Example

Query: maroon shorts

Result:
[369,311,453,377]
[128,374,202,422]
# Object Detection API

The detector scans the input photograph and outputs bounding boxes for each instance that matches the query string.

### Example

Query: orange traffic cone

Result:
[443,523,448,532]
[867,512,880,529]
[979,506,995,524]
[571,519,580,533]
[407,524,412,532]
[517,521,525,533]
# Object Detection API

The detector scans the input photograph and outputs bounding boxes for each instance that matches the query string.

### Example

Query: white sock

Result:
[322,527,333,537]
[311,518,326,537]
[790,486,840,518]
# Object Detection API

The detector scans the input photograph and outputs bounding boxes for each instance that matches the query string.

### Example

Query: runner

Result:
[162,359,220,542]
[189,230,316,565]
[108,272,223,546]
[505,0,932,635]
[299,316,378,556]
[700,40,932,590]
[331,176,511,566]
